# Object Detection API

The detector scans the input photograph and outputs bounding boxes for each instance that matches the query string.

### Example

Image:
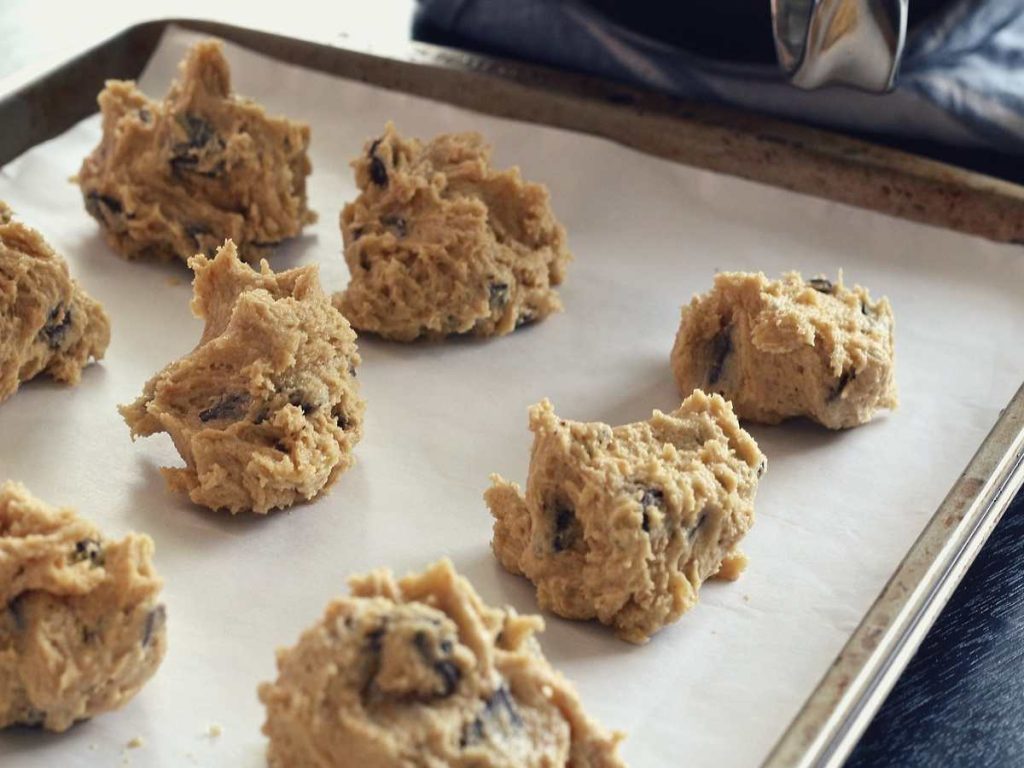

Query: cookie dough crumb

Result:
[258,558,626,767]
[119,239,365,514]
[0,203,110,405]
[671,271,897,429]
[77,39,315,264]
[0,482,167,732]
[336,122,572,341]
[486,391,765,643]
[207,723,223,738]
[126,737,145,749]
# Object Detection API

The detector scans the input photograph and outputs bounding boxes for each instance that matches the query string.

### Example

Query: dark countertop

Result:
[847,489,1024,767]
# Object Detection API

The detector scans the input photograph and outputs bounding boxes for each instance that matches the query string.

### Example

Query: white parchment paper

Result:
[1,26,1023,768]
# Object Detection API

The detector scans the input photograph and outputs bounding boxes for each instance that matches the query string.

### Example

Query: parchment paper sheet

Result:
[1,26,1023,768]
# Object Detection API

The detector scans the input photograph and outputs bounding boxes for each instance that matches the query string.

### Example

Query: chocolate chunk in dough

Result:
[0,482,166,732]
[258,559,626,767]
[487,392,764,643]
[119,240,364,514]
[671,271,897,429]
[0,202,110,405]
[77,39,315,264]
[336,122,572,341]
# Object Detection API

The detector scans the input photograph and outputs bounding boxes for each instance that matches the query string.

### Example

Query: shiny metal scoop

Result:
[771,0,908,91]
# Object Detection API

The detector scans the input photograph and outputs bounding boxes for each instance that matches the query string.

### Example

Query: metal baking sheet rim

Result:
[1,18,1022,767]
[766,381,1024,767]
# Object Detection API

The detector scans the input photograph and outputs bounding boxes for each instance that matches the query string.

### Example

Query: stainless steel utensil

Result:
[772,0,908,91]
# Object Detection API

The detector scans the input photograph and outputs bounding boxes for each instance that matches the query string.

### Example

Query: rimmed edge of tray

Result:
[2,18,1024,245]
[1,18,1022,767]
[765,381,1024,767]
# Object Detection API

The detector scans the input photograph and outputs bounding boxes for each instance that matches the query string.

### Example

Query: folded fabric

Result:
[414,0,1024,156]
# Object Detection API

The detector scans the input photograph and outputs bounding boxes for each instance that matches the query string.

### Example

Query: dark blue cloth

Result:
[902,1,1024,153]
[415,0,1024,155]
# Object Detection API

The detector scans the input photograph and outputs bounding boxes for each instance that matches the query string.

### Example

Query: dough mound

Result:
[77,39,315,264]
[0,481,166,732]
[486,393,764,644]
[336,122,572,341]
[119,240,364,514]
[258,559,626,768]
[671,271,897,429]
[0,202,110,405]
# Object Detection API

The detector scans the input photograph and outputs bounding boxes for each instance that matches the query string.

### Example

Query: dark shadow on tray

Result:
[125,455,287,556]
[0,718,94,752]
[8,362,108,397]
[457,547,650,661]
[125,450,374,556]
[355,317,546,366]
[587,355,683,427]
[73,228,320,276]
[263,231,320,271]
[74,229,186,281]
[747,411,889,465]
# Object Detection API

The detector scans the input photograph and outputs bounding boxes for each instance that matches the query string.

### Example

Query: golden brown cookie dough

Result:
[77,39,315,264]
[335,122,572,341]
[671,271,897,429]
[258,559,626,768]
[0,202,110,406]
[486,392,765,644]
[119,240,364,514]
[0,481,166,732]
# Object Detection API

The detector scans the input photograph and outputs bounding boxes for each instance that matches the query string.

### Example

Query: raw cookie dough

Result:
[671,271,897,429]
[0,202,110,405]
[77,39,315,264]
[259,559,625,767]
[119,240,364,514]
[0,481,166,732]
[486,392,765,644]
[335,122,572,341]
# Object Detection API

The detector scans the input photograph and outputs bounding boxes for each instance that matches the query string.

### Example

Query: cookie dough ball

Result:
[335,122,572,341]
[77,39,315,264]
[0,202,110,405]
[119,240,364,514]
[671,271,897,429]
[486,393,764,644]
[258,559,625,767]
[0,481,166,732]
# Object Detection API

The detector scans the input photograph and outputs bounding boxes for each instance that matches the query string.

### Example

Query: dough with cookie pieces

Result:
[119,240,364,514]
[0,481,166,732]
[336,122,571,341]
[0,201,110,405]
[258,559,626,767]
[77,39,315,264]
[486,392,764,644]
[671,271,897,429]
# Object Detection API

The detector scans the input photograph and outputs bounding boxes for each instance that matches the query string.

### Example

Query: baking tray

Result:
[1,19,1022,768]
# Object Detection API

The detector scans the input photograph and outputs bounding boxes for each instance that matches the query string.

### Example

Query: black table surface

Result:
[3,3,1023,766]
[847,489,1024,767]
